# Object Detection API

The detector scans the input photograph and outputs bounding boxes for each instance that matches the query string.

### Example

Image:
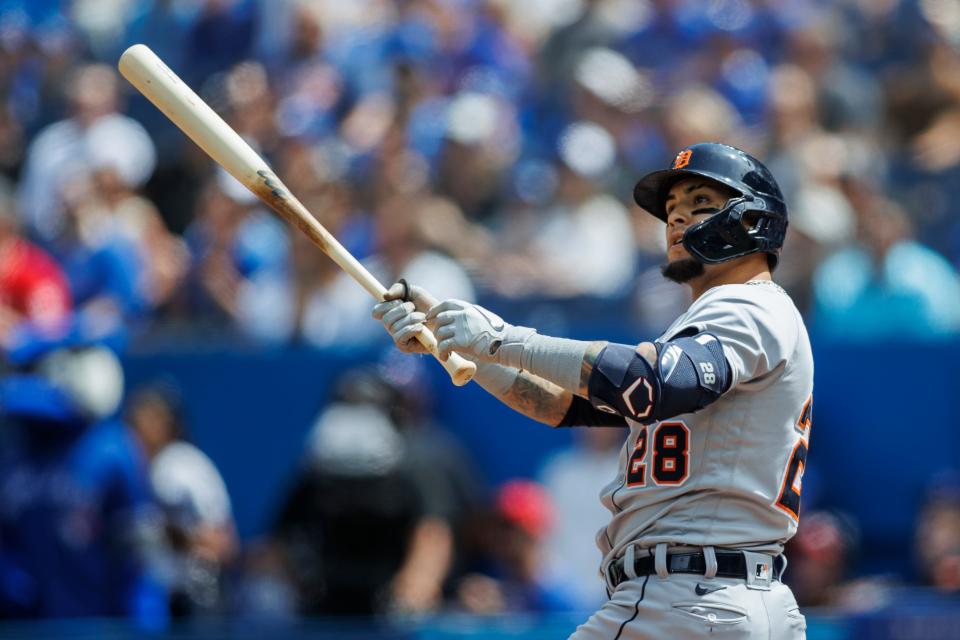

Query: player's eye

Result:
[693,194,711,205]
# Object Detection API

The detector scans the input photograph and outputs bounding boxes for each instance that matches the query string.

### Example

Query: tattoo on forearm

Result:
[483,339,612,427]
[500,371,572,427]
[578,341,607,397]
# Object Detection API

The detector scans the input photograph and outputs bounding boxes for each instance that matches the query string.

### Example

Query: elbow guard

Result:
[587,334,731,423]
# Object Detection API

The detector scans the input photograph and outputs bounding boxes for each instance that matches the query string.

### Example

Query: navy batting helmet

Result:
[633,143,788,266]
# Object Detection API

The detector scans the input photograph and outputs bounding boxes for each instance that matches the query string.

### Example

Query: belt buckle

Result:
[605,559,624,590]
[669,553,695,572]
[743,551,773,591]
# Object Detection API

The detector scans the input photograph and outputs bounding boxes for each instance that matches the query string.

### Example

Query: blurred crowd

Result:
[1,0,960,347]
[2,0,960,630]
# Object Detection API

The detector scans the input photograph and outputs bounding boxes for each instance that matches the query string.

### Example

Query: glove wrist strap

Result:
[493,325,537,369]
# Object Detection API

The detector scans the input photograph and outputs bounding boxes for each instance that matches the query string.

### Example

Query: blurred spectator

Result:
[185,0,257,88]
[272,362,480,616]
[0,179,72,346]
[179,171,289,337]
[812,196,960,340]
[0,341,166,628]
[121,0,191,75]
[455,479,572,615]
[784,10,884,135]
[916,471,960,594]
[539,427,626,611]
[49,178,153,331]
[74,151,188,313]
[0,103,24,182]
[784,510,891,612]
[491,122,635,298]
[17,64,156,243]
[436,91,518,222]
[660,85,745,152]
[785,511,853,608]
[361,355,486,614]
[127,383,236,618]
[907,42,960,175]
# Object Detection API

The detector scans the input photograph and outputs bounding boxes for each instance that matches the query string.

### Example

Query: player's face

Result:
[663,178,737,260]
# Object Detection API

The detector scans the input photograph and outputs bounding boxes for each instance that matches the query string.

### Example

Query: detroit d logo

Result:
[673,150,693,169]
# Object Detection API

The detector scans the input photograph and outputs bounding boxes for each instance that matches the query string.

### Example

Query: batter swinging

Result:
[374,143,812,639]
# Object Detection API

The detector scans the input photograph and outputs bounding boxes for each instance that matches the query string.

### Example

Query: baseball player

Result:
[374,143,811,639]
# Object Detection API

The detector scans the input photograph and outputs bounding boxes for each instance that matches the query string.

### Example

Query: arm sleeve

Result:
[668,289,799,389]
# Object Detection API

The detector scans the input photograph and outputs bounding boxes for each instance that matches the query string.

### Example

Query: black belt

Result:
[605,550,784,588]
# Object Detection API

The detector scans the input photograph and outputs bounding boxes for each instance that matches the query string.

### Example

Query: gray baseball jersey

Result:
[597,280,814,569]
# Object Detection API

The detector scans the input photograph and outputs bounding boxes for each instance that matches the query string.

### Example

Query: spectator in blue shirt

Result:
[0,336,166,628]
[813,197,960,340]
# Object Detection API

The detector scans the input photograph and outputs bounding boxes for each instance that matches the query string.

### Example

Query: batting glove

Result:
[426,300,535,366]
[372,282,433,355]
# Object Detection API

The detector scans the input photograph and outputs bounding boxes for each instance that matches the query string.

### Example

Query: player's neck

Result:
[689,256,772,301]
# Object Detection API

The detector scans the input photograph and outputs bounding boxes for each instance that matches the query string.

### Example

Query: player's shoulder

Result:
[683,281,804,343]
[693,281,800,317]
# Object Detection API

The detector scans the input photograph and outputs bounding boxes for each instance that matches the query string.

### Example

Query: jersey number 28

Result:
[626,421,690,487]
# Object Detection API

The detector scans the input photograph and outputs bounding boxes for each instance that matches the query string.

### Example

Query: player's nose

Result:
[667,208,691,227]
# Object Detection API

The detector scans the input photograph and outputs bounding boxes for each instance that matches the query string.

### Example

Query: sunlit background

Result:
[0,0,959,638]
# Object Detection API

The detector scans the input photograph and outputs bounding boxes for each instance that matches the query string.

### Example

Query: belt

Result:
[605,550,784,589]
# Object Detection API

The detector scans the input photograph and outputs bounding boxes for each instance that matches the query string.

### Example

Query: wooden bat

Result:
[118,44,476,385]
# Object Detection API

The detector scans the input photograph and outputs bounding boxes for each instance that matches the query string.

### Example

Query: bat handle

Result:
[416,328,476,386]
[398,284,475,386]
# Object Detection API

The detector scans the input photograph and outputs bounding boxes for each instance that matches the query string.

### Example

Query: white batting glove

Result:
[372,282,433,355]
[426,300,535,366]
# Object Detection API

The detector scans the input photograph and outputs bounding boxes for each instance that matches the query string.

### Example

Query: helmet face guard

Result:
[633,143,788,267]
[682,196,787,265]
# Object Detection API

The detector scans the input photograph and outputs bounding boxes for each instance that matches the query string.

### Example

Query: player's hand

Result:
[426,300,535,364]
[372,282,433,355]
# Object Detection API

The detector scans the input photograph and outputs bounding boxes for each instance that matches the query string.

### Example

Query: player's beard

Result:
[661,258,705,283]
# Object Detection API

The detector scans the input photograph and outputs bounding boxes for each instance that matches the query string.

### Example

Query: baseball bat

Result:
[118,44,476,385]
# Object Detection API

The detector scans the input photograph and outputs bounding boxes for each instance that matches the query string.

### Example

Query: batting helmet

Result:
[633,143,788,266]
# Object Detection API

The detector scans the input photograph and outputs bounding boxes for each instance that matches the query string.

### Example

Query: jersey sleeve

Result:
[666,287,799,389]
